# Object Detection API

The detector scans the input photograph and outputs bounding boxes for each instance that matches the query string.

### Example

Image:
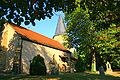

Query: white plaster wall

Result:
[0,23,20,72]
[22,40,67,74]
[0,23,69,73]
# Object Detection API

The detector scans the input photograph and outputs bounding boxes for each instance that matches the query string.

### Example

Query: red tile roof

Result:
[9,23,68,52]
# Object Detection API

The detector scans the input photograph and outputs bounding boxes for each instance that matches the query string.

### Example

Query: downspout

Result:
[67,51,72,73]
[69,52,72,73]
[19,39,23,74]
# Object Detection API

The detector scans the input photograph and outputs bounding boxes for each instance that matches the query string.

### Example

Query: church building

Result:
[0,16,73,74]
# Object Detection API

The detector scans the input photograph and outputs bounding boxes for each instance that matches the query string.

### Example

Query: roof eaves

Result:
[9,23,68,52]
[15,31,68,52]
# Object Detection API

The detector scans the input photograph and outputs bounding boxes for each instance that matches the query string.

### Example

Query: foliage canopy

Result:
[64,0,120,70]
[80,0,120,30]
[96,26,120,69]
[0,0,76,26]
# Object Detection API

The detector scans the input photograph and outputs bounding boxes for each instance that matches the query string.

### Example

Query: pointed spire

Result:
[55,16,66,36]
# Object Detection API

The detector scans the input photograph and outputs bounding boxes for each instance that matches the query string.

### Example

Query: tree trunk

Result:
[91,47,96,72]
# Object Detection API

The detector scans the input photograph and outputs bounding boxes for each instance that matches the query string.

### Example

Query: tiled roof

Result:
[9,23,68,52]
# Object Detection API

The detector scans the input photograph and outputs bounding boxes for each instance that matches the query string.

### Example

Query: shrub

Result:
[30,55,46,75]
[75,57,85,72]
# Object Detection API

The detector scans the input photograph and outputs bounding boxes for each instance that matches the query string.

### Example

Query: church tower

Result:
[53,15,76,54]
[53,16,66,44]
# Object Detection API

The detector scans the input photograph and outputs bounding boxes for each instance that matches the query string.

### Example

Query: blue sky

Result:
[21,12,64,38]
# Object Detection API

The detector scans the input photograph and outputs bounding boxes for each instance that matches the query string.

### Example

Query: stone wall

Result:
[22,40,68,74]
[0,23,21,72]
[53,35,65,44]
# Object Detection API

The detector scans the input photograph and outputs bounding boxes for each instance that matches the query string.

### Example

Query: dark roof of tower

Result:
[55,16,66,36]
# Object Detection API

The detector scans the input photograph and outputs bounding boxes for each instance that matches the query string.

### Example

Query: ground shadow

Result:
[0,72,120,80]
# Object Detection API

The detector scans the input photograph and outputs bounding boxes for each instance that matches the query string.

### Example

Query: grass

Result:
[0,72,120,80]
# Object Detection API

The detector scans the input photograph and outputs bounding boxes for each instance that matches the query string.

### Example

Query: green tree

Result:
[64,0,120,72]
[64,7,96,71]
[80,0,120,30]
[0,0,76,26]
[95,25,120,69]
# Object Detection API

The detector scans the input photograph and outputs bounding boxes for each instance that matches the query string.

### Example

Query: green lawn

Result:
[0,72,120,80]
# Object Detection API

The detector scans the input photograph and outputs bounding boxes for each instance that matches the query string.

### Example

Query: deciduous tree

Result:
[96,25,120,69]
[64,7,96,71]
[80,0,120,30]
[0,0,76,26]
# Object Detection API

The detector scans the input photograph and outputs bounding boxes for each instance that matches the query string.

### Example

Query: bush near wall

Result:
[75,57,85,72]
[30,55,46,75]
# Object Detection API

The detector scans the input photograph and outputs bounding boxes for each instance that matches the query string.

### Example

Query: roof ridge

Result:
[8,23,67,52]
[9,23,57,41]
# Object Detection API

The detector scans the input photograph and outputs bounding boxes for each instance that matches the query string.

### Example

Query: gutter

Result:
[19,39,23,74]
